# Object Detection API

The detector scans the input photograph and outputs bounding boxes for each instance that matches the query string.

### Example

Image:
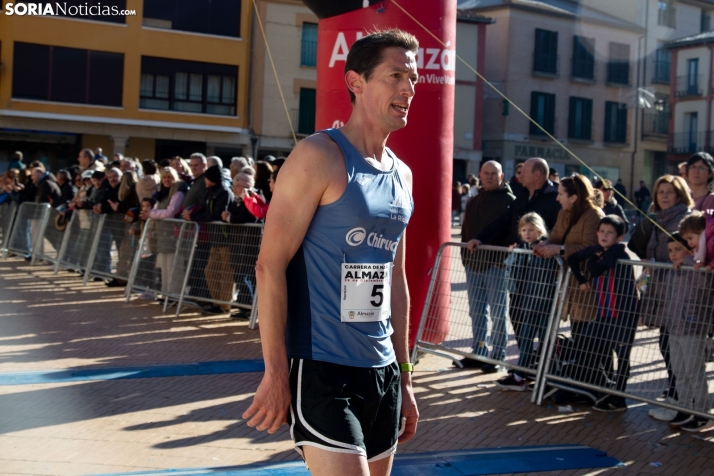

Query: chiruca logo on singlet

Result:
[345,228,398,252]
[367,233,398,252]
[346,227,366,246]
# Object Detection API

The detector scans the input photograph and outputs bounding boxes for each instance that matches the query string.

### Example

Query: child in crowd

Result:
[658,233,714,432]
[132,197,157,293]
[565,215,638,412]
[497,212,559,391]
[131,198,156,254]
[679,211,714,271]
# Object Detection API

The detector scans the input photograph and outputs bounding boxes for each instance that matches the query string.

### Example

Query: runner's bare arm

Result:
[389,164,419,443]
[242,134,345,434]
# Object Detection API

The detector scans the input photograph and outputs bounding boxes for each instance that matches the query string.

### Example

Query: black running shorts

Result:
[288,358,403,461]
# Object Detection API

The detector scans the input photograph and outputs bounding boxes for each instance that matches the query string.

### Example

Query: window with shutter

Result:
[604,102,627,143]
[568,97,593,140]
[607,43,630,85]
[572,37,594,80]
[530,92,556,135]
[534,29,558,75]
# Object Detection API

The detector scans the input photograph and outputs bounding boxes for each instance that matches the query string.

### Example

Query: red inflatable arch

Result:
[302,0,455,347]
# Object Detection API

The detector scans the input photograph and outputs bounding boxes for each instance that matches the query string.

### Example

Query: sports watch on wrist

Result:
[399,362,414,373]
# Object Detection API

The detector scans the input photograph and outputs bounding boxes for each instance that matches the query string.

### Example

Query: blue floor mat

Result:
[0,360,265,385]
[89,445,621,475]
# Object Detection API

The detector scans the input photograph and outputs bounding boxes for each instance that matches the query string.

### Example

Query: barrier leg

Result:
[248,294,258,329]
[410,246,445,364]
[83,215,106,286]
[1,206,19,260]
[530,263,566,404]
[535,269,571,406]
[30,206,51,266]
[125,219,151,301]
[175,223,199,317]
[54,213,75,274]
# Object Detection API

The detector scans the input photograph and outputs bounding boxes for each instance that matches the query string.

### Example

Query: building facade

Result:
[0,0,253,170]
[666,30,714,165]
[453,11,492,181]
[584,0,714,193]
[459,0,644,190]
[250,0,317,160]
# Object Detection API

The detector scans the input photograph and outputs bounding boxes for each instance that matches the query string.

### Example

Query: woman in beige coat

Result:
[533,175,604,344]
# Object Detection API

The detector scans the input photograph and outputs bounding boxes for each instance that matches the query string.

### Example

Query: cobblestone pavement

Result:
[0,258,713,476]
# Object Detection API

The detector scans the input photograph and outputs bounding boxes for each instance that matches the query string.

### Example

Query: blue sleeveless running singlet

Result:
[285,128,414,368]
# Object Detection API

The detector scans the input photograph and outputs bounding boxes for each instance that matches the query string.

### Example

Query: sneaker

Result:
[452,357,485,369]
[592,395,627,413]
[680,417,714,432]
[201,305,225,315]
[649,406,678,422]
[481,363,501,374]
[105,279,125,287]
[670,412,695,428]
[230,309,250,320]
[496,374,528,392]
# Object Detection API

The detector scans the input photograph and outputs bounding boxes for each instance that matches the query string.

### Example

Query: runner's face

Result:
[360,47,418,132]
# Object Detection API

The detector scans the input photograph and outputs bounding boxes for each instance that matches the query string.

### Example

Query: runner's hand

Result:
[398,375,419,443]
[243,372,291,434]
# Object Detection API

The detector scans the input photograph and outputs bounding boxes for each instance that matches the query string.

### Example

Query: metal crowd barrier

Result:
[125,218,200,310]
[413,243,714,420]
[54,210,103,274]
[174,222,262,324]
[538,259,714,421]
[83,214,138,285]
[33,207,68,266]
[411,243,566,401]
[1,202,50,261]
[0,201,18,255]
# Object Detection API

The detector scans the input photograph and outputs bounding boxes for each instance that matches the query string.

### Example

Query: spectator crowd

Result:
[0,149,284,319]
[3,147,714,431]
[460,153,714,433]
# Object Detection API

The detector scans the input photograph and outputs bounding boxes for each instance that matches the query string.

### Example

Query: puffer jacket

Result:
[663,256,714,336]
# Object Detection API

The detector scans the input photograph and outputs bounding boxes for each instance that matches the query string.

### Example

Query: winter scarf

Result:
[646,202,690,262]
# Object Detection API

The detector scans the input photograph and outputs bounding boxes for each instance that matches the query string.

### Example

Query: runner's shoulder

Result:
[284,132,343,176]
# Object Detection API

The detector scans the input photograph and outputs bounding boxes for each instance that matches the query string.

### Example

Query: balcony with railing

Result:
[668,131,708,154]
[675,74,703,98]
[643,111,669,137]
[533,52,559,77]
[652,60,670,84]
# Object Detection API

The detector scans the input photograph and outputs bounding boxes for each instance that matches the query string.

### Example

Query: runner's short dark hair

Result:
[344,29,419,103]
[599,215,626,237]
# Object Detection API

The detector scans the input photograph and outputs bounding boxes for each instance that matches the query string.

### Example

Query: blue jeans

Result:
[465,265,508,360]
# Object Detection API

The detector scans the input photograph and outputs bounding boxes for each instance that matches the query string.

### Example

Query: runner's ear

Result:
[345,70,363,97]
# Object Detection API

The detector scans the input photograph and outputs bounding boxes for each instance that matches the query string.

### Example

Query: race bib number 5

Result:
[341,263,392,322]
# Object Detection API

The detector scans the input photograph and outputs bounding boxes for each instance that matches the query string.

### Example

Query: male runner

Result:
[243,30,420,476]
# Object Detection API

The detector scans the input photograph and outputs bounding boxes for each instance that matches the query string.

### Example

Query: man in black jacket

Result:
[471,158,560,247]
[92,168,122,275]
[459,161,515,371]
[184,165,235,314]
[29,165,62,257]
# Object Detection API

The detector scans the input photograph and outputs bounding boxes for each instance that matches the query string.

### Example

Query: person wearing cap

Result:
[183,165,234,315]
[548,167,560,185]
